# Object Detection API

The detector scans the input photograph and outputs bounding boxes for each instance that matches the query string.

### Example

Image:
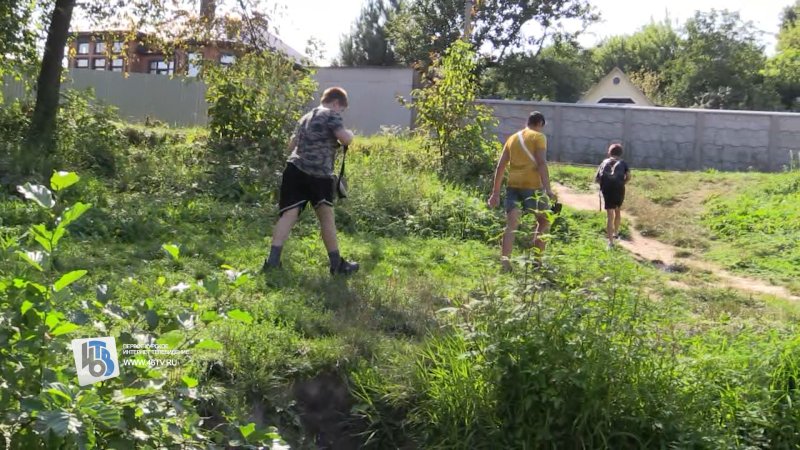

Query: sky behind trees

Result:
[274,0,786,64]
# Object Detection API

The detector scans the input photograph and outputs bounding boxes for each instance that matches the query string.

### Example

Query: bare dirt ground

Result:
[554,183,800,302]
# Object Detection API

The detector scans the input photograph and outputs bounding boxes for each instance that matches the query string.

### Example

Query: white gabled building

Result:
[579,67,654,106]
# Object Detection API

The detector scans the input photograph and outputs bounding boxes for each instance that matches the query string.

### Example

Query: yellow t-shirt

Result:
[504,128,547,189]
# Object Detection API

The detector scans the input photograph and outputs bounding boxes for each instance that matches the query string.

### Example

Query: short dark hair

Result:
[608,143,624,157]
[527,111,545,127]
[321,87,349,107]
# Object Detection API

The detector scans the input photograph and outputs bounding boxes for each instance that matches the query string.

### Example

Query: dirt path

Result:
[554,183,800,302]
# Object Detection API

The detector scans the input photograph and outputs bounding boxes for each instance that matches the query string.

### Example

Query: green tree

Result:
[337,0,400,66]
[0,0,38,90]
[667,9,779,109]
[204,51,317,199]
[388,0,598,69]
[592,20,680,77]
[26,0,77,165]
[22,0,279,175]
[481,40,593,102]
[764,1,800,110]
[410,40,499,181]
[589,20,681,105]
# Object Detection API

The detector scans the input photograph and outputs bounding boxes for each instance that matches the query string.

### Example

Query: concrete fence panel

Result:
[477,99,800,172]
[5,73,800,172]
[3,67,416,135]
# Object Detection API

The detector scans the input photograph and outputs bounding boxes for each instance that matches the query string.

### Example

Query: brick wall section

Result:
[477,99,800,172]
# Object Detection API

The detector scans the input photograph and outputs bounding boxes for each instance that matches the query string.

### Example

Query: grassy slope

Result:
[551,163,800,294]
[2,133,799,447]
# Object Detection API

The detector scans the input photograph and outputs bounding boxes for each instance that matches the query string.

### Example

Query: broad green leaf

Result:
[54,270,88,292]
[27,281,47,293]
[50,171,80,192]
[21,396,45,412]
[38,410,81,437]
[227,309,253,324]
[16,250,44,271]
[87,403,122,429]
[17,183,55,209]
[200,310,220,323]
[51,322,80,336]
[161,244,180,261]
[156,330,184,349]
[57,202,91,229]
[45,313,61,330]
[240,422,256,440]
[31,224,53,252]
[145,310,159,330]
[115,388,158,401]
[21,300,35,315]
[44,386,73,404]
[202,276,220,297]
[193,339,223,350]
[51,226,66,248]
[232,273,251,288]
[181,376,199,388]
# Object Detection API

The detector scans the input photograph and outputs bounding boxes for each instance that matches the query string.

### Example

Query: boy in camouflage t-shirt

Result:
[262,87,359,275]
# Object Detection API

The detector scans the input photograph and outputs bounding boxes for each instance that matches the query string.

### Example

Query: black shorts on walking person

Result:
[278,162,334,216]
[601,184,625,210]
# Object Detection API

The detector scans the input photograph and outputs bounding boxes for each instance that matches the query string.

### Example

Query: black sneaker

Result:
[331,258,359,275]
[261,259,281,273]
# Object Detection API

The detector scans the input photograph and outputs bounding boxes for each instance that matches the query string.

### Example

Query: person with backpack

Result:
[595,143,631,249]
[487,111,555,271]
[261,87,359,275]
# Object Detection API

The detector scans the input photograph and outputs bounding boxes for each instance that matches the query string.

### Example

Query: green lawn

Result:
[2,133,799,448]
[551,163,800,294]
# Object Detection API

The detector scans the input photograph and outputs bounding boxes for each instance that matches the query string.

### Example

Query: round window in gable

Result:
[613,76,621,85]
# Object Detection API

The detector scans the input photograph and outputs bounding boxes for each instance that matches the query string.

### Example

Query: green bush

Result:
[349,229,800,449]
[0,172,286,448]
[336,136,503,240]
[56,90,124,177]
[205,51,317,200]
[410,40,500,183]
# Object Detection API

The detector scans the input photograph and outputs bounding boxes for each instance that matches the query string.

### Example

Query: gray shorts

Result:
[505,187,549,213]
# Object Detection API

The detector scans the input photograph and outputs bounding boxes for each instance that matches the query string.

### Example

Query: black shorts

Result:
[278,163,334,215]
[601,184,625,210]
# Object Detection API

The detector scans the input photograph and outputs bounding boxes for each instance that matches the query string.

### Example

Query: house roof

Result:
[579,67,654,106]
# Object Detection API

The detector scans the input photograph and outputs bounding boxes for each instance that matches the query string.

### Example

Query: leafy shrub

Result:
[0,171,286,448]
[336,136,503,240]
[205,51,317,200]
[0,100,33,186]
[56,89,125,177]
[409,40,500,183]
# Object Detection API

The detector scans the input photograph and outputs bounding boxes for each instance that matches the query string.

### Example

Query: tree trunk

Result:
[25,0,76,174]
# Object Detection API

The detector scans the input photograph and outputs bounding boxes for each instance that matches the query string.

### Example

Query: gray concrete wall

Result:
[311,67,415,135]
[478,99,800,172]
[2,67,415,134]
[6,73,799,172]
[71,70,209,126]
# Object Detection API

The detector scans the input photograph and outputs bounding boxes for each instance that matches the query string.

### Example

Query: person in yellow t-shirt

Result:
[487,111,556,272]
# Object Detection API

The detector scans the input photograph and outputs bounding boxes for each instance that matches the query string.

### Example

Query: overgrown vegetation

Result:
[1,38,799,448]
[204,51,317,200]
[407,40,499,183]
[553,164,800,294]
